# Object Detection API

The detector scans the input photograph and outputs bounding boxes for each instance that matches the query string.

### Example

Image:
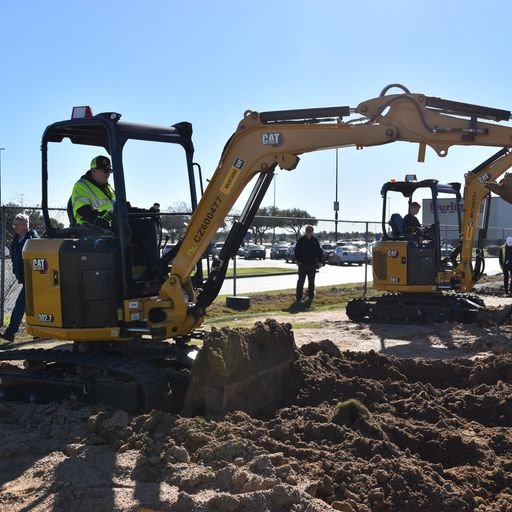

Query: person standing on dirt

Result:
[1,214,39,344]
[499,237,512,295]
[294,225,323,302]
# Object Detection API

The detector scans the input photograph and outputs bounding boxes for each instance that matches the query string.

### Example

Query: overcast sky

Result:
[1,0,512,232]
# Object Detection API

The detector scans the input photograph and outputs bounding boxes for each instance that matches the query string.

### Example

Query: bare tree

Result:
[252,206,275,244]
[161,201,192,243]
[281,208,318,239]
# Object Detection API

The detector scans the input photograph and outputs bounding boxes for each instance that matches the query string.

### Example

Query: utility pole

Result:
[0,147,4,210]
[0,147,5,327]
[334,149,339,242]
[272,174,277,244]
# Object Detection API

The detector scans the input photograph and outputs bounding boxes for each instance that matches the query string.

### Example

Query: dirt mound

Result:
[1,320,512,511]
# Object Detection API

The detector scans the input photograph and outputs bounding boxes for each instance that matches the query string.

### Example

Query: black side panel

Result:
[407,247,436,285]
[60,237,120,328]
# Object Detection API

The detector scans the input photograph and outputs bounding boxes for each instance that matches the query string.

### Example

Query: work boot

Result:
[0,331,14,342]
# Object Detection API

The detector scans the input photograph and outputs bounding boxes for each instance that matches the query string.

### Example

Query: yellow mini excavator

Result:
[346,154,512,323]
[2,83,512,410]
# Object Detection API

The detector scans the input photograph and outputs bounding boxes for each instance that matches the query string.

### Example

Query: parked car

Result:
[341,240,371,262]
[245,243,266,260]
[328,245,366,266]
[440,240,455,257]
[270,243,289,259]
[210,242,224,257]
[237,245,246,257]
[320,242,336,263]
[162,242,177,256]
[285,243,297,263]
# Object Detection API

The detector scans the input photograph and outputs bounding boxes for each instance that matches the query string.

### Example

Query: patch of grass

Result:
[332,399,370,426]
[289,321,326,330]
[204,283,376,325]
[226,266,296,277]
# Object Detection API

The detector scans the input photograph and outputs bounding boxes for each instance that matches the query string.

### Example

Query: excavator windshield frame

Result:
[39,113,202,298]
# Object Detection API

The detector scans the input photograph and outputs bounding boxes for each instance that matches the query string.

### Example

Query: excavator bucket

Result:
[486,173,512,204]
[181,320,298,417]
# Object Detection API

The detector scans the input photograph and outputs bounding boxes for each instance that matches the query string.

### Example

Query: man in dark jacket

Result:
[403,201,421,234]
[294,225,323,302]
[1,214,39,343]
[499,237,512,295]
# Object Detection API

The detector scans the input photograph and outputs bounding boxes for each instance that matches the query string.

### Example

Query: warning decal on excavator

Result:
[221,158,245,195]
[233,157,245,169]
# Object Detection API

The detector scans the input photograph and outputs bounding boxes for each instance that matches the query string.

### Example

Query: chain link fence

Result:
[1,205,510,339]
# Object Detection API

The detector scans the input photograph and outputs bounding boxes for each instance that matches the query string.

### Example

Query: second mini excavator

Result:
[347,152,512,323]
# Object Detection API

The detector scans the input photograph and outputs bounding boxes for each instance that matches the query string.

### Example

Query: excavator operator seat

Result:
[129,216,160,282]
[67,197,77,227]
[388,213,405,238]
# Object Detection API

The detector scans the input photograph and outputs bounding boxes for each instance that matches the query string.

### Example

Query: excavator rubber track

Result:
[0,347,188,412]
[346,292,498,324]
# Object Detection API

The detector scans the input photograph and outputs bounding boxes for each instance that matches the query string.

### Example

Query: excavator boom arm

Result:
[457,148,512,289]
[154,86,512,336]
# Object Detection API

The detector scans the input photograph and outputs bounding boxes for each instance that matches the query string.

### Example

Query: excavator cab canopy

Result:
[381,178,462,199]
[39,107,202,299]
[381,178,463,246]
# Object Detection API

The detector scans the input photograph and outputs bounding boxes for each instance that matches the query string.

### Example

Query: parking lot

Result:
[218,251,503,295]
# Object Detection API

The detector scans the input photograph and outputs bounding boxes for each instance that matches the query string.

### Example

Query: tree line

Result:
[0,202,374,248]
[158,205,321,244]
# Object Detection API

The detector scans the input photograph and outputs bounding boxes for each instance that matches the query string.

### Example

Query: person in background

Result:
[499,237,512,295]
[1,214,39,343]
[294,225,323,303]
[149,202,161,230]
[403,201,421,234]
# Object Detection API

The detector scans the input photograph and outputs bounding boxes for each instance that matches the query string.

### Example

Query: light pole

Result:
[272,174,277,243]
[334,149,339,243]
[0,147,4,208]
[0,147,5,327]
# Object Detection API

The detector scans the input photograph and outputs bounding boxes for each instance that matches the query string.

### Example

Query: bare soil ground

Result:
[1,287,512,511]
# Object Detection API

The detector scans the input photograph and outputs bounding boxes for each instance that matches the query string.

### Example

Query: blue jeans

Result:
[4,285,26,337]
